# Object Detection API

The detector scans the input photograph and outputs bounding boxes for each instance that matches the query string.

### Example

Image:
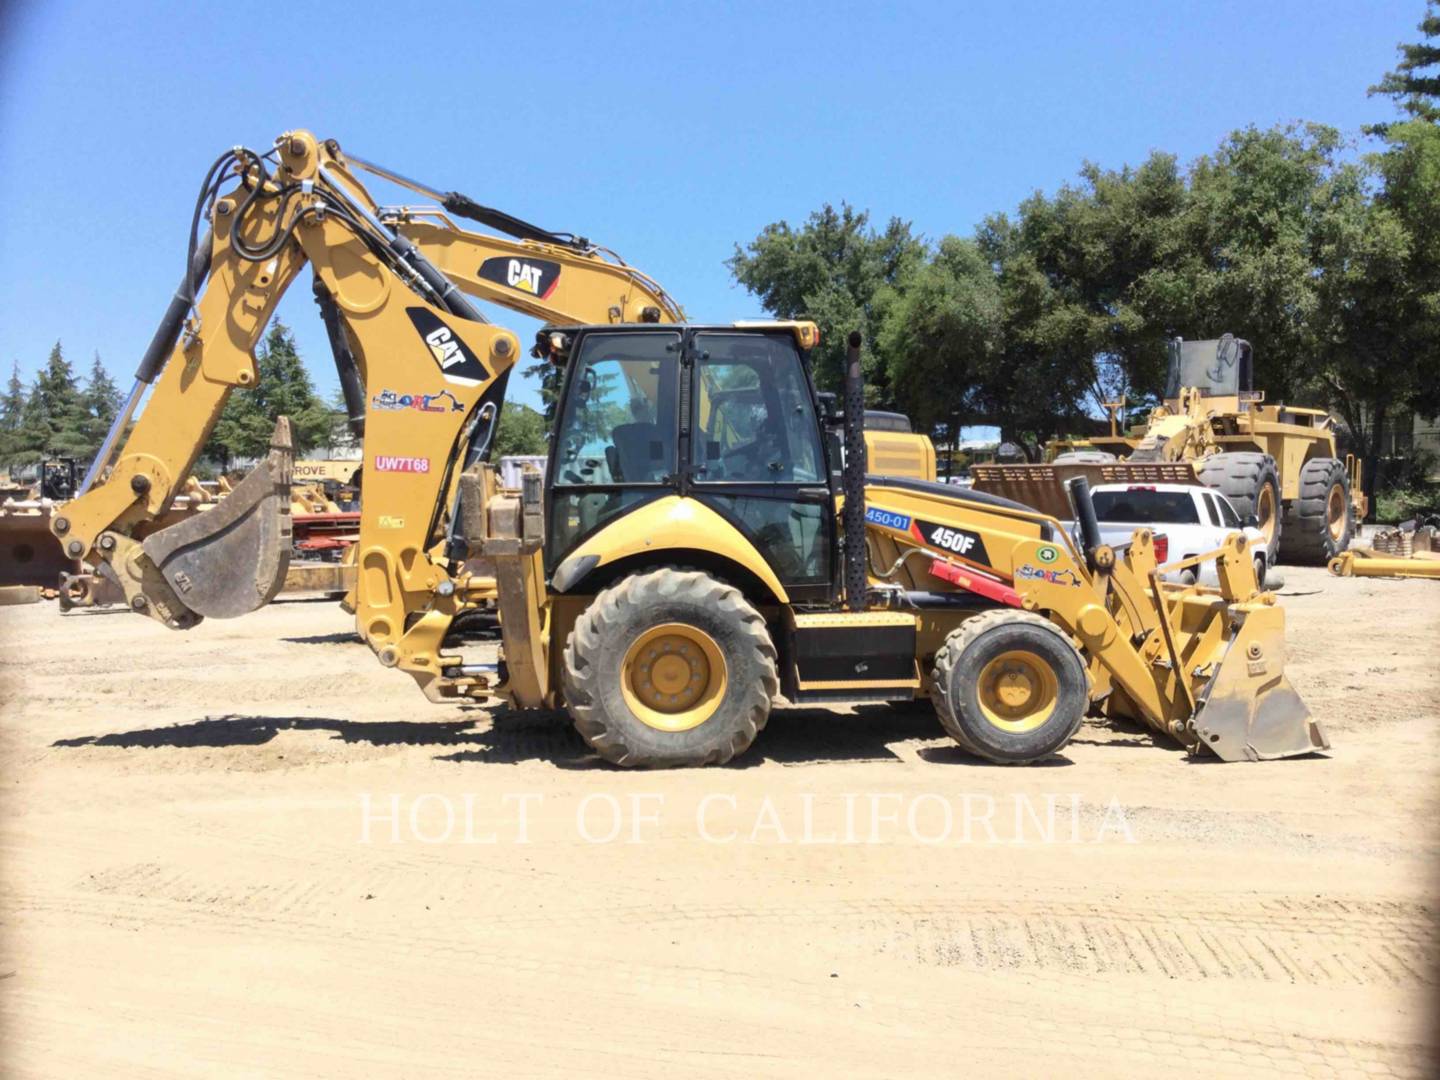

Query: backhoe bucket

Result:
[1190,604,1328,761]
[141,418,294,619]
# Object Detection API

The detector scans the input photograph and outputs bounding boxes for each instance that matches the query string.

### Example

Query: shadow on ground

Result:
[51,702,1110,769]
[439,702,1070,769]
[53,715,490,751]
[280,632,363,646]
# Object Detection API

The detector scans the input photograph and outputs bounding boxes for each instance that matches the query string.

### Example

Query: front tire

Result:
[930,610,1087,763]
[562,569,777,767]
[1278,457,1354,565]
[1197,452,1282,565]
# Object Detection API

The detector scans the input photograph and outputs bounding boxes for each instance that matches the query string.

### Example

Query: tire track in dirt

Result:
[5,886,1431,1078]
[56,860,1439,988]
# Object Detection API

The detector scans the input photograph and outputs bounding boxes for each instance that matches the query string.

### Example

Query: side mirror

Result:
[817,391,838,423]
[1242,514,1259,529]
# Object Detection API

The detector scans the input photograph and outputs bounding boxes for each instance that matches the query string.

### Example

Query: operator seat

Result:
[609,422,665,482]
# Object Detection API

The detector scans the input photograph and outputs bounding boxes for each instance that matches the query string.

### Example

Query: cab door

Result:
[545,329,682,571]
[686,331,833,601]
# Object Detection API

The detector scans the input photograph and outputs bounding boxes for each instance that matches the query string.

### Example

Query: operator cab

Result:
[1164,333,1256,404]
[540,323,835,601]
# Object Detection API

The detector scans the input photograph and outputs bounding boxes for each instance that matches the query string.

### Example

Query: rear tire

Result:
[1196,452,1281,565]
[562,569,777,767]
[1278,457,1354,565]
[930,610,1087,764]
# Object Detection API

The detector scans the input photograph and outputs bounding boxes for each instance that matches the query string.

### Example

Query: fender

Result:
[552,495,790,604]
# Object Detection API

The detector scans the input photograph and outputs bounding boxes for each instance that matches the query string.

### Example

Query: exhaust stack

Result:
[842,331,867,611]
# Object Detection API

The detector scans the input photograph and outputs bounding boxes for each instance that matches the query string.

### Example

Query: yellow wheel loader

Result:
[975,335,1366,565]
[47,131,1324,766]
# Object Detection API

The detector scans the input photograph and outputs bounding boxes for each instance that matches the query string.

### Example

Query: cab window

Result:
[551,332,679,486]
[1092,488,1201,523]
[1201,493,1221,526]
[691,333,823,483]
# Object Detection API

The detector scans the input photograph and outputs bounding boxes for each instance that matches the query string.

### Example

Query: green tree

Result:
[1315,119,1440,503]
[983,152,1195,415]
[0,361,25,464]
[1369,1,1440,128]
[205,321,330,470]
[728,202,925,399]
[976,220,1104,455]
[18,341,90,463]
[80,351,122,454]
[876,236,1001,448]
[492,402,549,456]
[1182,124,1345,403]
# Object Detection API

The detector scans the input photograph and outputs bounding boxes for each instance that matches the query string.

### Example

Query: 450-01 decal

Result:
[864,505,992,567]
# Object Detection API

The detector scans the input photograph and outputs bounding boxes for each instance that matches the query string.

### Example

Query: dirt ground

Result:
[1,566,1437,1078]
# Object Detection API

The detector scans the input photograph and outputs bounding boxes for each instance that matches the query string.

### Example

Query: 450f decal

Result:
[864,506,992,567]
[910,518,991,567]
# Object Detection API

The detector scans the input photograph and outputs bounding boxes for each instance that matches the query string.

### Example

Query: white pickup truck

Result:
[1079,482,1269,588]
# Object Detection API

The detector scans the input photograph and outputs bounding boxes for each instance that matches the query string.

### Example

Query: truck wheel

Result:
[1278,457,1354,565]
[930,610,1087,763]
[562,569,777,767]
[1196,452,1281,564]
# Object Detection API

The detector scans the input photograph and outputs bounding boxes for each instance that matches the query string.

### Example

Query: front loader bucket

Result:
[1190,604,1328,761]
[141,418,294,619]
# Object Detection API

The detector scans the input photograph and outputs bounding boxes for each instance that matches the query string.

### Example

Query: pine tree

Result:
[1369,1,1440,130]
[0,362,22,429]
[80,352,123,457]
[205,320,330,470]
[19,341,89,463]
[253,321,331,453]
[0,361,25,465]
[82,352,121,424]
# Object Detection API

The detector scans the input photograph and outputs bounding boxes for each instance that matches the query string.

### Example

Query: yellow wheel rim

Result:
[620,623,727,733]
[1326,483,1346,541]
[1256,484,1277,546]
[976,650,1059,734]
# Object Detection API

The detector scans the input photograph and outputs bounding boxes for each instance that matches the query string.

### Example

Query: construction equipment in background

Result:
[1329,518,1440,579]
[289,463,362,561]
[46,130,1322,767]
[859,410,937,482]
[293,458,362,489]
[974,335,1366,565]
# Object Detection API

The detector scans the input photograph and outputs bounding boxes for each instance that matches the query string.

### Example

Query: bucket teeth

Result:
[141,417,293,619]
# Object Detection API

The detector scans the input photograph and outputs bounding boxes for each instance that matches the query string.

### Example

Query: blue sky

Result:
[0,0,1421,414]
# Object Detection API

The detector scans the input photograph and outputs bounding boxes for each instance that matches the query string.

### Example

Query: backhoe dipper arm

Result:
[329,145,683,326]
[53,132,521,696]
[389,214,684,326]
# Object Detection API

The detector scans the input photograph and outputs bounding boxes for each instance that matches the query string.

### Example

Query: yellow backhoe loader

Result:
[46,131,1325,766]
[974,335,1366,565]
